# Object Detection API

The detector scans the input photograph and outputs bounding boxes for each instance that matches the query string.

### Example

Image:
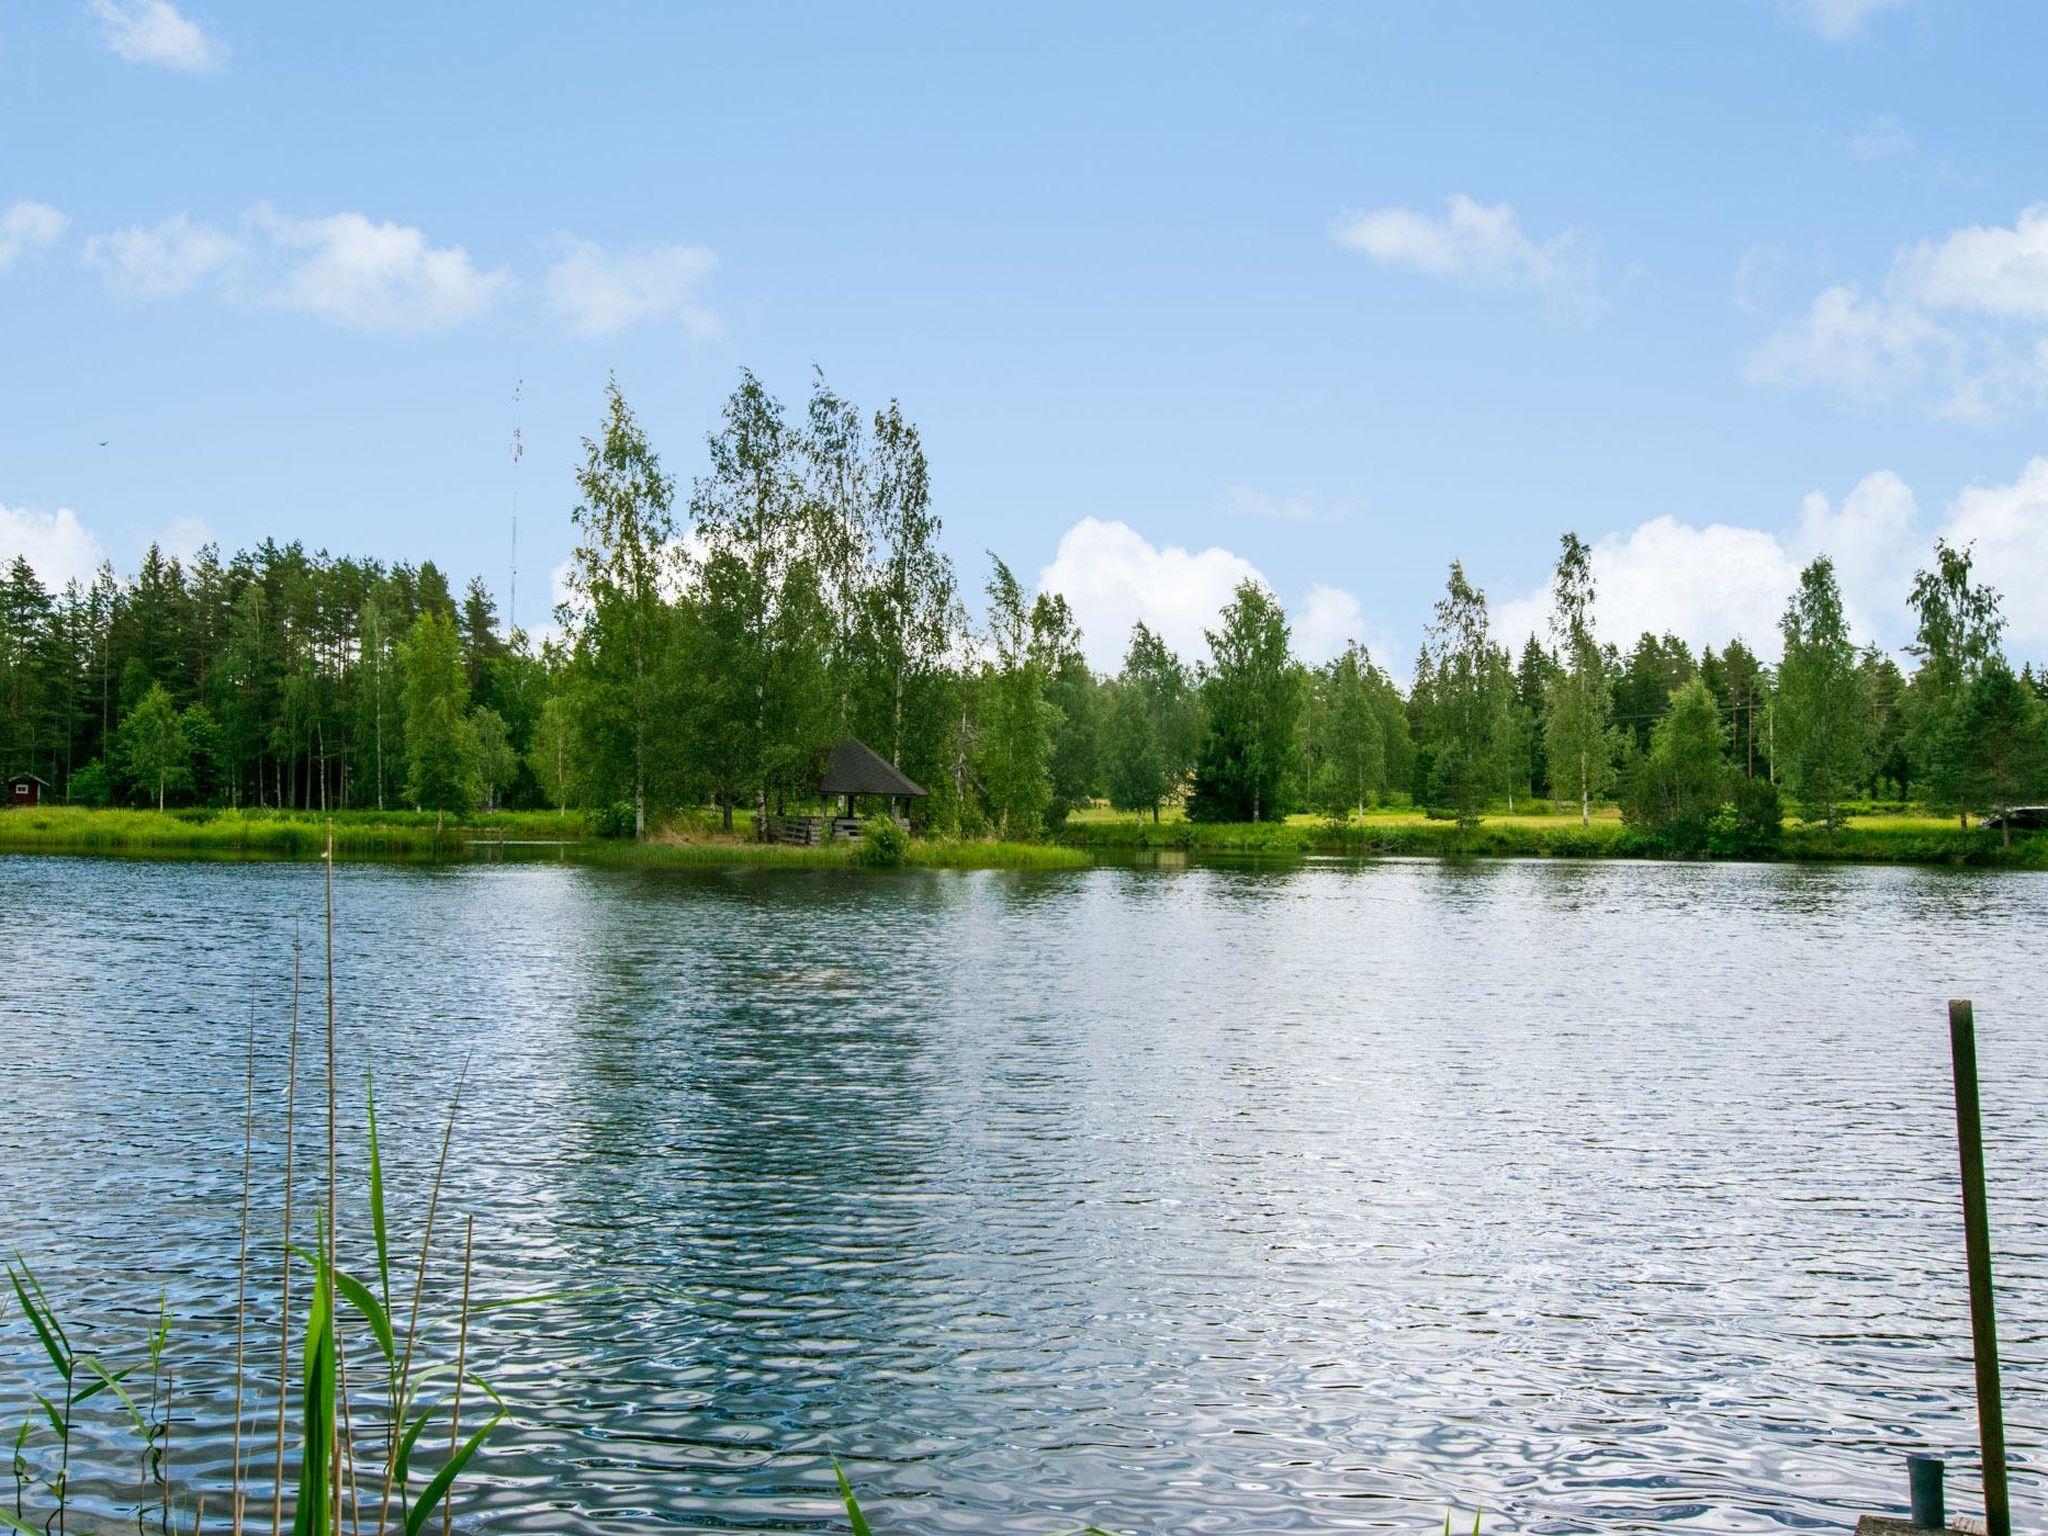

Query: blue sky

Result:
[5,0,2048,670]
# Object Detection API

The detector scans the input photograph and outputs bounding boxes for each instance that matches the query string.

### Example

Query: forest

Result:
[2,370,2046,853]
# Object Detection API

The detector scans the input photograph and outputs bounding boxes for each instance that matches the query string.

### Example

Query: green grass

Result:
[1059,804,2048,867]
[0,805,1091,870]
[0,805,582,857]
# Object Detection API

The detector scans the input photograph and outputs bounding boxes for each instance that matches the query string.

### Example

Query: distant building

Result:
[760,738,927,845]
[7,774,49,808]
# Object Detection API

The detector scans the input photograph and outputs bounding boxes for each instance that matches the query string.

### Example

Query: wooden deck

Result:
[759,813,909,846]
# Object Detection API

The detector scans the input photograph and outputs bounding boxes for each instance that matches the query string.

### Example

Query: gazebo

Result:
[762,738,927,845]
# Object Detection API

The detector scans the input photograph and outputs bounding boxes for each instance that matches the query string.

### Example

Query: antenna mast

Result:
[508,374,523,640]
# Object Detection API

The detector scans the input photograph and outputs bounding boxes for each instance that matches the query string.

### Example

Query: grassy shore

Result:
[0,804,581,855]
[0,804,1089,869]
[4,803,2038,870]
[1059,805,2048,868]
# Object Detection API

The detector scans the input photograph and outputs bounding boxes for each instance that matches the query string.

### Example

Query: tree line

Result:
[3,370,2045,844]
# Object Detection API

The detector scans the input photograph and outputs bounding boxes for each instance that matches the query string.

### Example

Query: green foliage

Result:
[856,813,910,866]
[1417,563,1513,829]
[1906,538,2006,822]
[528,694,581,812]
[1306,643,1391,817]
[471,705,518,811]
[1623,677,1729,852]
[66,758,111,807]
[591,801,637,839]
[1776,556,1870,842]
[1541,533,1616,823]
[115,681,189,809]
[976,556,1059,836]
[1105,621,1198,820]
[563,377,683,837]
[401,608,479,813]
[1189,581,1303,822]
[1706,776,1784,857]
[1945,659,2048,844]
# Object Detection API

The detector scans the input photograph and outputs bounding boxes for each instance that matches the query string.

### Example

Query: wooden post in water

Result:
[1948,999,2010,1536]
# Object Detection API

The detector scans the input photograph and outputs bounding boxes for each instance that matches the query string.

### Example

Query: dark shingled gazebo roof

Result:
[819,738,926,798]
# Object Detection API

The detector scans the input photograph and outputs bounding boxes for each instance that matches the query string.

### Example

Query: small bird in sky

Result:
[98,440,108,447]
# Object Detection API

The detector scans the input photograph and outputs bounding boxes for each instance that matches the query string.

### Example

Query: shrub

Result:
[858,814,909,866]
[67,759,112,806]
[591,801,636,839]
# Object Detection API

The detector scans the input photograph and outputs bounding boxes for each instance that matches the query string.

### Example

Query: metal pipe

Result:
[1948,999,2011,1536]
[1907,1453,1944,1529]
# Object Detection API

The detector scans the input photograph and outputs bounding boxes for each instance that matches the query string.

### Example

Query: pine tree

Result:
[1947,660,2048,847]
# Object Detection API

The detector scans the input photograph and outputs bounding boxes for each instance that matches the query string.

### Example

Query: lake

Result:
[0,852,2042,1533]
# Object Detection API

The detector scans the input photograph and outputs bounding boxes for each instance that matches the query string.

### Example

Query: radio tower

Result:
[508,375,523,641]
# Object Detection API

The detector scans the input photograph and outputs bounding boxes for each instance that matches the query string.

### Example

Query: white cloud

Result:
[1038,519,1261,671]
[90,0,227,72]
[248,206,510,332]
[1940,458,2048,654]
[152,515,214,567]
[0,502,110,590]
[1901,205,2048,322]
[0,201,67,270]
[1331,193,1594,305]
[1747,207,2048,417]
[1744,284,1953,401]
[1796,0,1908,39]
[1034,517,1372,674]
[1495,471,1924,662]
[544,238,717,338]
[1293,582,1377,665]
[84,213,241,296]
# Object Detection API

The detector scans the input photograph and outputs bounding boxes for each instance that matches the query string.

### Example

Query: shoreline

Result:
[0,805,2041,870]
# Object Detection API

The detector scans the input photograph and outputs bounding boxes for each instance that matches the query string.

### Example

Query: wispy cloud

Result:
[250,206,510,331]
[1331,193,1597,312]
[1746,205,2048,419]
[543,238,718,338]
[1848,115,1916,162]
[84,212,240,295]
[0,201,68,271]
[84,205,512,331]
[1794,0,1909,41]
[89,0,227,73]
[1219,484,1355,526]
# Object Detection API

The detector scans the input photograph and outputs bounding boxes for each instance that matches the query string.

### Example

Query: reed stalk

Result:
[373,1062,468,1535]
[234,999,255,1536]
[323,828,339,1536]
[442,1219,473,1536]
[273,924,303,1536]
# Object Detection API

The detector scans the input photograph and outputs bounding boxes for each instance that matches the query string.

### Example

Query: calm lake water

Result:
[0,852,2042,1534]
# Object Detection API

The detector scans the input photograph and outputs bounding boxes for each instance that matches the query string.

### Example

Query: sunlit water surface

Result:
[0,853,2042,1533]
